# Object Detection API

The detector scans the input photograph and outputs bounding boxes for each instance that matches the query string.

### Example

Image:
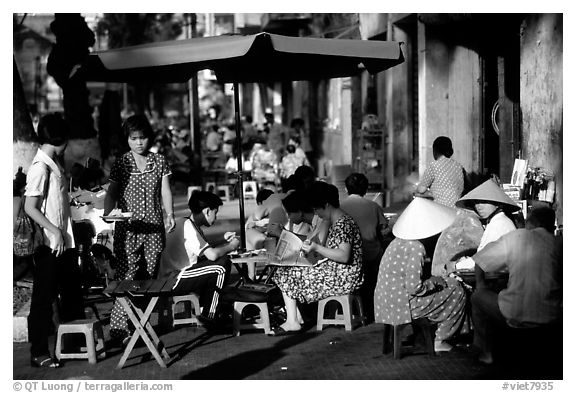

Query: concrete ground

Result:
[12,187,565,381]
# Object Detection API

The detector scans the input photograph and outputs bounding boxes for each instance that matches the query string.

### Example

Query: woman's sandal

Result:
[31,355,61,368]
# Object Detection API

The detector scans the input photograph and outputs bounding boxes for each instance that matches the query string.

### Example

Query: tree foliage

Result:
[96,13,183,49]
[96,14,184,116]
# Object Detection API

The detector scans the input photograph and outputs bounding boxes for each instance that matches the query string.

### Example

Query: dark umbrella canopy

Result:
[77,32,404,249]
[77,32,404,83]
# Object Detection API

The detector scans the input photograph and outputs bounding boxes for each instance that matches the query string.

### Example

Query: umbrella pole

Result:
[233,81,247,250]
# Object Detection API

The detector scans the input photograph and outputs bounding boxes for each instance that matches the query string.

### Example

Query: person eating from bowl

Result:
[374,197,467,352]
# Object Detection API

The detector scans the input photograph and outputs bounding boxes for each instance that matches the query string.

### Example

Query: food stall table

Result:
[103,272,178,369]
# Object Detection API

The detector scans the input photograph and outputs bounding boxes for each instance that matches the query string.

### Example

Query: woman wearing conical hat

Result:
[454,179,520,270]
[374,197,467,352]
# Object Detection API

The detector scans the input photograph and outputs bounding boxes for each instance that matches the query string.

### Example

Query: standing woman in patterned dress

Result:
[103,115,176,342]
[374,197,467,352]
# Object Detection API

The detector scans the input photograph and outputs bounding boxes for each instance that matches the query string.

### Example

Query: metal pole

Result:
[233,81,247,250]
[186,14,202,183]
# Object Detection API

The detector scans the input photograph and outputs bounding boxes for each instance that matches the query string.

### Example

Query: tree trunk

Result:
[13,57,35,143]
[13,56,38,175]
[47,13,96,139]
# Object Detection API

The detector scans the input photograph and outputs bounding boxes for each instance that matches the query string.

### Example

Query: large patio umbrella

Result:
[77,32,404,248]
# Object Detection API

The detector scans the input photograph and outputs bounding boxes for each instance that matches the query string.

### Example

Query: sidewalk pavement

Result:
[12,189,563,380]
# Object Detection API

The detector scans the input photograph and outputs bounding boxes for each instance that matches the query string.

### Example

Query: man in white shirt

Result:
[159,191,239,324]
[469,207,562,365]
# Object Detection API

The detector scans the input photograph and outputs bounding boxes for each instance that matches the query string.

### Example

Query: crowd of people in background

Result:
[198,105,313,192]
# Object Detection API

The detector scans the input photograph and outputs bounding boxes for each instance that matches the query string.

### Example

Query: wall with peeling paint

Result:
[520,14,563,223]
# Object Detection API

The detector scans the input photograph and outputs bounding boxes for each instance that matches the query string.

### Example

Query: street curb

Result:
[13,299,30,343]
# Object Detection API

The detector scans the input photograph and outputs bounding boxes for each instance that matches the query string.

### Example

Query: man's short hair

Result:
[526,207,556,233]
[37,113,69,146]
[282,190,313,214]
[309,181,340,209]
[256,188,274,204]
[188,191,223,214]
[345,173,369,196]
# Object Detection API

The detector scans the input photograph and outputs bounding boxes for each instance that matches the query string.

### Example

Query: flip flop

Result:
[31,355,61,368]
[268,326,301,336]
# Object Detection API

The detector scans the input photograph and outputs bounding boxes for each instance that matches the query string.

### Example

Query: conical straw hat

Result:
[455,179,520,212]
[392,197,457,240]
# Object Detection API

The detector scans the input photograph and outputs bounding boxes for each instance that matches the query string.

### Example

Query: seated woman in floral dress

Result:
[271,181,363,335]
[374,197,467,352]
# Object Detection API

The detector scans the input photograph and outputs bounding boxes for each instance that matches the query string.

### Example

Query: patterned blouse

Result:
[272,214,363,303]
[109,151,171,225]
[374,238,426,325]
[419,156,464,207]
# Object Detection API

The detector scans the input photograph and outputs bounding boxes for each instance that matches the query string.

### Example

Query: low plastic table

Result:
[104,272,179,369]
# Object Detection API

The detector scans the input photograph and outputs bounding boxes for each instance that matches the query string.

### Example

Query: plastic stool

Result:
[217,185,232,202]
[316,294,365,331]
[382,318,436,359]
[242,181,258,199]
[233,301,271,335]
[55,319,106,364]
[172,294,202,326]
[187,186,202,200]
[205,182,217,193]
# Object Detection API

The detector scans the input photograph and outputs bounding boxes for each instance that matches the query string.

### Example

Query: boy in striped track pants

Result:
[159,191,239,324]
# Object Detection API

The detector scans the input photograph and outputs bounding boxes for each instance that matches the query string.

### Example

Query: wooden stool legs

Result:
[383,319,436,359]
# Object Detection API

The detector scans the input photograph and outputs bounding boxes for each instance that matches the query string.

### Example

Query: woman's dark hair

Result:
[290,118,305,129]
[289,136,301,146]
[432,136,454,158]
[294,165,316,190]
[286,144,296,154]
[345,173,369,196]
[37,113,70,146]
[188,191,223,214]
[309,181,340,209]
[283,174,305,192]
[122,114,154,141]
[526,207,556,233]
[282,190,313,214]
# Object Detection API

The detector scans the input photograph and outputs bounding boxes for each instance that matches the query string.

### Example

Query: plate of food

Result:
[101,212,133,221]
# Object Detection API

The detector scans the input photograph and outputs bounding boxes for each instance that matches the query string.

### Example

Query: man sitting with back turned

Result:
[159,191,240,326]
[469,207,562,365]
[340,173,389,322]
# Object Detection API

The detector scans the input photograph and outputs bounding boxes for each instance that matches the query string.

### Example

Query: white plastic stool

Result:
[242,181,258,199]
[172,294,202,326]
[233,301,271,335]
[55,319,106,364]
[187,186,202,200]
[217,185,232,202]
[316,294,365,332]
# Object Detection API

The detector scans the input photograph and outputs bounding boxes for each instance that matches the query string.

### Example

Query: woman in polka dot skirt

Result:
[374,197,467,353]
[103,115,176,342]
